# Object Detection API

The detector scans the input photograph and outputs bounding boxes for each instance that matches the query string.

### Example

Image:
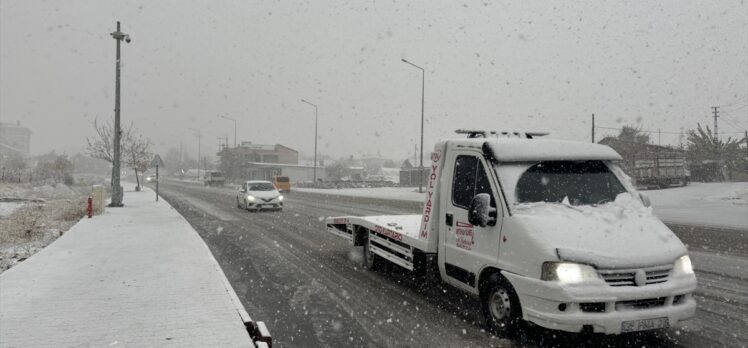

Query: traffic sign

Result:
[150,154,165,168]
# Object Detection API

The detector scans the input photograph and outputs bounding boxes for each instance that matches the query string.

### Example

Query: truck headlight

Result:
[278,195,284,201]
[542,262,600,283]
[673,255,694,274]
[246,196,255,202]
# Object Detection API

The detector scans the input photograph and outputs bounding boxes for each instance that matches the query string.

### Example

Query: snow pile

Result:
[513,193,685,268]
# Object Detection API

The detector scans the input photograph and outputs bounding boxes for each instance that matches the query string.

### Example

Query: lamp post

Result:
[189,128,202,180]
[300,99,318,184]
[108,21,131,207]
[401,58,425,193]
[219,115,237,148]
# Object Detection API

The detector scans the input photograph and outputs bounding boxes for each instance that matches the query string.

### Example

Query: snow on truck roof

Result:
[446,138,622,162]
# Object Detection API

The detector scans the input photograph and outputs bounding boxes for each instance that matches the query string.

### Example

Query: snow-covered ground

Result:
[645,182,748,230]
[0,185,255,347]
[296,182,748,230]
[0,183,89,272]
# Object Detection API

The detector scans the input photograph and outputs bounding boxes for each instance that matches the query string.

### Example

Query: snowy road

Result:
[156,180,747,348]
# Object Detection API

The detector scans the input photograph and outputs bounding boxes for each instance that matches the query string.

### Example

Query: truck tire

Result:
[363,239,383,271]
[481,274,522,337]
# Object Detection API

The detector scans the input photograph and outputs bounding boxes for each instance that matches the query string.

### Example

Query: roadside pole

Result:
[150,154,165,202]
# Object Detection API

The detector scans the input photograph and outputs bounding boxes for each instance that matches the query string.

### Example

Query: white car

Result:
[236,180,284,212]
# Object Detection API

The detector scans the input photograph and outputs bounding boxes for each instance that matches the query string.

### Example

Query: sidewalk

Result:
[0,186,268,347]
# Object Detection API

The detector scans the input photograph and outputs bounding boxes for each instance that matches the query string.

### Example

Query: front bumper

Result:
[502,271,697,334]
[247,200,283,209]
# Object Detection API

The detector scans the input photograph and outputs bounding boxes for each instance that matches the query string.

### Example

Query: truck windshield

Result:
[499,160,628,206]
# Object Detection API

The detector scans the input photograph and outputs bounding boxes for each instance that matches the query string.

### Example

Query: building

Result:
[218,142,324,183]
[242,162,326,183]
[399,159,429,187]
[0,121,32,157]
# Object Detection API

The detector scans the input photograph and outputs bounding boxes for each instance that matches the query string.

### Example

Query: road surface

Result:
[155,180,747,348]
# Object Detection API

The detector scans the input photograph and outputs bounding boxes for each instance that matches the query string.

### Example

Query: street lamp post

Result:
[109,21,131,207]
[300,99,318,184]
[401,58,425,193]
[189,128,202,180]
[219,115,237,148]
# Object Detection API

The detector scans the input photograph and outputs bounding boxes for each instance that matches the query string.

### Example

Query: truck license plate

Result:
[621,317,669,332]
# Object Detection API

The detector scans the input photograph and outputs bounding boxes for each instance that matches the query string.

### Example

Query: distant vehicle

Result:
[145,175,155,182]
[632,152,689,189]
[236,180,284,212]
[203,171,225,187]
[272,176,291,192]
[326,131,696,336]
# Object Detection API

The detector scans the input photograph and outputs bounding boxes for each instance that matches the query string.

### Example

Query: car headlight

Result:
[278,195,284,201]
[246,195,255,202]
[673,255,694,274]
[541,262,600,283]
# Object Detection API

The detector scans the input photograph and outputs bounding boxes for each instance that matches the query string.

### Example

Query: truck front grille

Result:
[598,265,671,287]
[615,297,667,311]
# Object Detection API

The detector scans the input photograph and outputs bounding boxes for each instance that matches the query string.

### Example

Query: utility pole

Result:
[678,127,684,149]
[591,113,595,143]
[414,143,417,165]
[401,58,426,193]
[109,21,131,207]
[188,128,202,180]
[658,128,661,146]
[197,135,201,180]
[712,106,720,142]
[219,115,237,148]
[300,99,319,184]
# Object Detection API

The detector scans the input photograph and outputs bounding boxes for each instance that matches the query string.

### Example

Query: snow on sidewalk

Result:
[0,187,256,348]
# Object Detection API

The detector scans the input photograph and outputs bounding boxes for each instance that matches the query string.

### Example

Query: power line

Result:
[719,99,748,109]
[720,115,745,132]
[594,125,744,135]
[722,103,748,114]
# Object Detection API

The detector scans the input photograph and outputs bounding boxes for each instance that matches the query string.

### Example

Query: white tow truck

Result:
[325,130,697,335]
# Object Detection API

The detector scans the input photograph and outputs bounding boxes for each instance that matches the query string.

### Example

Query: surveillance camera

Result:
[125,35,131,43]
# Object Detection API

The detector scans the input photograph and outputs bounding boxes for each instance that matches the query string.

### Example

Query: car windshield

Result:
[498,160,628,206]
[248,183,276,191]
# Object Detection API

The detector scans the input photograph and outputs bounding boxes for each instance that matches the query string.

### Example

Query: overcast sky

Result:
[1,0,746,162]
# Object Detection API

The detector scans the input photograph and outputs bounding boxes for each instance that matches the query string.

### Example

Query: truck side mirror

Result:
[639,193,651,207]
[468,193,497,228]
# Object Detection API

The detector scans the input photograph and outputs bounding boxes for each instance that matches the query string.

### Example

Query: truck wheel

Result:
[482,274,522,337]
[363,239,383,271]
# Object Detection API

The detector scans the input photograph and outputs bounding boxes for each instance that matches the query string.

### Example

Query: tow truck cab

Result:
[326,132,696,335]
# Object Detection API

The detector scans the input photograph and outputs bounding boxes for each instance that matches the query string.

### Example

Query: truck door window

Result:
[452,155,493,209]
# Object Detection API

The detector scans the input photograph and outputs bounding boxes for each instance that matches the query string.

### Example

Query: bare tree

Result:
[123,131,152,190]
[86,119,152,190]
[86,119,117,163]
